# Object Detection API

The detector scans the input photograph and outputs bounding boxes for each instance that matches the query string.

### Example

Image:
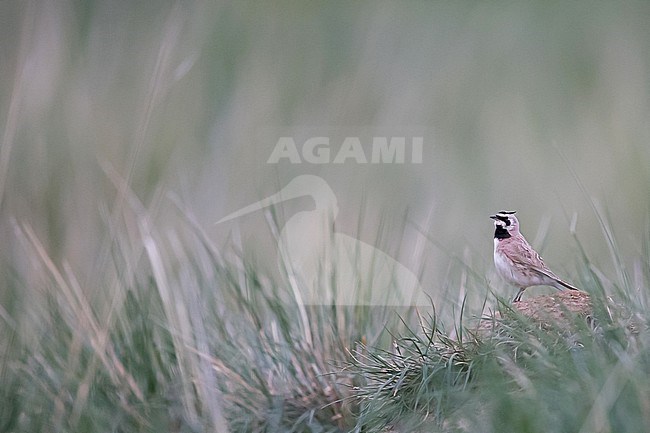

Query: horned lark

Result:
[490,210,578,302]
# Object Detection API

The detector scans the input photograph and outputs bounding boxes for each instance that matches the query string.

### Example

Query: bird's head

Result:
[490,210,519,239]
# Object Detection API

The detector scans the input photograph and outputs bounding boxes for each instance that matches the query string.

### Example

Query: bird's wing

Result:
[500,237,561,281]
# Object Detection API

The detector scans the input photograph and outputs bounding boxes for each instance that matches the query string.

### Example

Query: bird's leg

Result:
[513,287,525,303]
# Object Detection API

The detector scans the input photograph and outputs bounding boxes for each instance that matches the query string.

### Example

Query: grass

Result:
[1,185,649,432]
[0,189,420,432]
[344,205,650,433]
[2,2,650,432]
[348,294,648,433]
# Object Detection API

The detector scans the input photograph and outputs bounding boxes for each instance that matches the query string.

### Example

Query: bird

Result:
[490,210,579,302]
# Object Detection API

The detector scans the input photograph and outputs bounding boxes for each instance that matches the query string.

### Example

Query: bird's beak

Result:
[216,190,289,224]
[489,215,498,220]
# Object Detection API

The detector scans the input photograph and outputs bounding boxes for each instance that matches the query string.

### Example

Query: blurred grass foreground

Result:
[2,1,650,432]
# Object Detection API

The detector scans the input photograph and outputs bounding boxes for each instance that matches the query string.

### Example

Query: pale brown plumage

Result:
[491,210,578,302]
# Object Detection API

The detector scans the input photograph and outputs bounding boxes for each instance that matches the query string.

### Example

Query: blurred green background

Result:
[2,1,650,431]
[1,0,649,310]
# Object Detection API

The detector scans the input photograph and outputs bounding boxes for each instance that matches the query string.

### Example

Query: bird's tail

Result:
[553,278,579,291]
